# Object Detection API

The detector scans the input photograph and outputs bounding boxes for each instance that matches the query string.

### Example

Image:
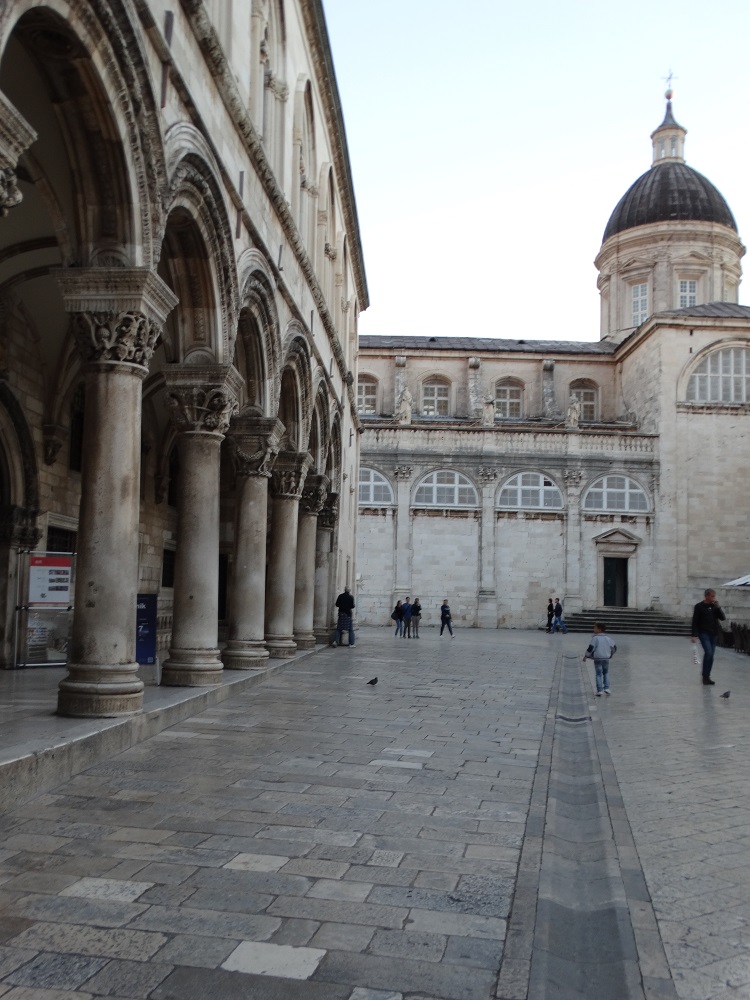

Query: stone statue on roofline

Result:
[567,394,581,428]
[398,386,413,424]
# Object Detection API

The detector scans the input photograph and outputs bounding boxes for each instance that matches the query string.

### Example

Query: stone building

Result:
[357,96,750,629]
[0,1,367,715]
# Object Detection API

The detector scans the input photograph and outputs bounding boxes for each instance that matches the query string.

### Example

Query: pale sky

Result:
[322,0,750,342]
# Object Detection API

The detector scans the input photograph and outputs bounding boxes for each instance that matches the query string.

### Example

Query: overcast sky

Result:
[322,0,750,342]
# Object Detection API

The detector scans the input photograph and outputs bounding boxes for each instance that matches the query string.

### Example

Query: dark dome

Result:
[603,162,736,241]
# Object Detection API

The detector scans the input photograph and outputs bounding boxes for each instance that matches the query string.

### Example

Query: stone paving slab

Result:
[1,630,749,998]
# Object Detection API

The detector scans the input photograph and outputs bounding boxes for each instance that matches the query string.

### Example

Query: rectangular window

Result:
[422,383,449,416]
[495,385,522,418]
[47,526,77,553]
[572,389,597,422]
[631,283,648,326]
[357,381,377,415]
[679,279,697,308]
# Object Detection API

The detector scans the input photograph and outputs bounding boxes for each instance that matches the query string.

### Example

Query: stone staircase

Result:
[562,608,691,636]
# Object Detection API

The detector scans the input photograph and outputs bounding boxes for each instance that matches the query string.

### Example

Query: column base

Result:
[57,665,144,718]
[293,631,316,650]
[314,627,333,644]
[162,647,223,686]
[222,641,270,670]
[264,636,297,658]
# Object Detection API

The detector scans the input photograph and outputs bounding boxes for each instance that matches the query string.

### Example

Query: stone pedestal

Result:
[54,269,177,717]
[294,474,329,649]
[265,451,313,657]
[162,365,242,687]
[313,492,338,642]
[222,416,283,669]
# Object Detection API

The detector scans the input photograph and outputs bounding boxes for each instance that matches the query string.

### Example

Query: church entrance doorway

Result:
[603,557,628,607]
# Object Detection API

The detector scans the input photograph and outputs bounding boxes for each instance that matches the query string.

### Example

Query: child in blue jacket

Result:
[583,622,617,696]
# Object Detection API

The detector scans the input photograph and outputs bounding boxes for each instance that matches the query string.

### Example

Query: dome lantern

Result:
[650,89,686,165]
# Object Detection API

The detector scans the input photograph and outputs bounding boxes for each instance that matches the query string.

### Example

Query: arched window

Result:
[359,468,393,505]
[357,377,378,415]
[414,470,478,507]
[69,383,85,472]
[495,378,524,419]
[687,346,750,403]
[421,378,450,417]
[583,475,649,512]
[497,472,563,509]
[569,380,599,422]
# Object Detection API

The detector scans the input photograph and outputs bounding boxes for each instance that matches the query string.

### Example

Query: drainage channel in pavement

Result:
[497,652,677,1000]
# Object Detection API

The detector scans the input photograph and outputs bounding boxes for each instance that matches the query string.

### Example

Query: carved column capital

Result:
[393,465,412,480]
[164,365,244,436]
[318,491,339,530]
[228,415,284,478]
[70,311,161,369]
[270,451,313,499]
[0,91,37,218]
[300,474,330,515]
[478,467,498,484]
[55,268,178,372]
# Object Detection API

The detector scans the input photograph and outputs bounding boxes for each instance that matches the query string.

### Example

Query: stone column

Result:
[161,365,243,686]
[294,474,329,649]
[265,451,313,657]
[313,492,338,642]
[222,416,284,669]
[0,90,36,219]
[477,467,498,627]
[564,469,583,614]
[55,269,177,716]
[393,465,412,595]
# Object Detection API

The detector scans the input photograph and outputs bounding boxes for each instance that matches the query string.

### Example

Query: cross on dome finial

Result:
[651,76,686,166]
[662,70,677,102]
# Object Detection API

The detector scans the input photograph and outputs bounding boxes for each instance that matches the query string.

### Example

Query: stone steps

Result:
[562,609,691,636]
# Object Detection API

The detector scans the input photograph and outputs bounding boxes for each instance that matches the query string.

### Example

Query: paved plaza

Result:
[0,627,749,999]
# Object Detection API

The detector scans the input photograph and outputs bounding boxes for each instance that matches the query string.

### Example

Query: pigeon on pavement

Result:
[367,677,378,686]
[721,690,731,699]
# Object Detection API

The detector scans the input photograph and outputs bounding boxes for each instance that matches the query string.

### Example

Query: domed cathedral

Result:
[596,90,745,343]
[356,94,750,631]
[0,1,367,716]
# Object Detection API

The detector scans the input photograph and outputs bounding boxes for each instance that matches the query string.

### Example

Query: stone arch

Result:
[307,381,331,474]
[0,1,166,267]
[277,334,312,452]
[236,253,282,417]
[292,77,316,250]
[326,414,342,494]
[163,124,239,364]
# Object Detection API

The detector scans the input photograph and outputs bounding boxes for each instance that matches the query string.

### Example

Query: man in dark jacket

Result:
[332,587,356,648]
[691,589,725,685]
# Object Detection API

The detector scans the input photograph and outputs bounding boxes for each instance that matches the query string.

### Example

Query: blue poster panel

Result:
[136,594,157,665]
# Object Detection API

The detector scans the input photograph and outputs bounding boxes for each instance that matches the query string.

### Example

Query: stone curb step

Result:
[0,650,317,813]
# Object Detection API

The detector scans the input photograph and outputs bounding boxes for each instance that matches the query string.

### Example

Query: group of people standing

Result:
[391,597,422,637]
[391,598,455,637]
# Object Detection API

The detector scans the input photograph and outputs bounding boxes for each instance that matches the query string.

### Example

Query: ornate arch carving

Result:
[164,128,239,363]
[0,1,168,267]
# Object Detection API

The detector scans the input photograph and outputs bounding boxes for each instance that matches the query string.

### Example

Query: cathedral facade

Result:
[357,97,750,630]
[0,1,366,714]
